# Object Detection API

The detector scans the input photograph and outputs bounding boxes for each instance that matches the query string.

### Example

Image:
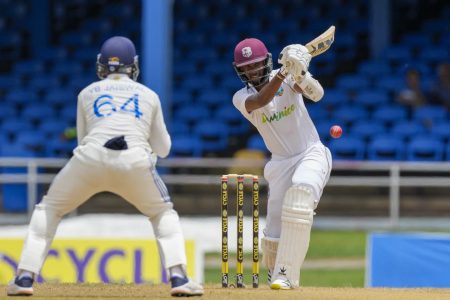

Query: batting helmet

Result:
[233,38,273,87]
[96,36,140,81]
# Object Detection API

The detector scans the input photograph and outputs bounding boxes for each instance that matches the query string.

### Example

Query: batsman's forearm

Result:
[245,72,285,112]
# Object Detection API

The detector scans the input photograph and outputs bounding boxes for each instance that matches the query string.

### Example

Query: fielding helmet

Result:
[96,36,140,81]
[233,38,272,87]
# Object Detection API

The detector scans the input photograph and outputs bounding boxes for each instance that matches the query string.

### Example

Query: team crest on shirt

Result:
[275,87,284,96]
[242,47,252,58]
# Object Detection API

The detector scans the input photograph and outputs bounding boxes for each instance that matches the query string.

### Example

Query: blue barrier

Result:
[366,232,450,287]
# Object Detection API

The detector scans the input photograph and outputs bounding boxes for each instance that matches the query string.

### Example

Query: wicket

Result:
[221,174,259,288]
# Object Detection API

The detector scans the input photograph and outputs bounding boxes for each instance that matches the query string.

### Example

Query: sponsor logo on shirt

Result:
[262,104,296,123]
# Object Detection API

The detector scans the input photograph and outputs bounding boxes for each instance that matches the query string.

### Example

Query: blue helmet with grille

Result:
[96,36,140,81]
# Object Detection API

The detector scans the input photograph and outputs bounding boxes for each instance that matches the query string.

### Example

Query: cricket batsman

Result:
[6,36,204,297]
[232,38,332,289]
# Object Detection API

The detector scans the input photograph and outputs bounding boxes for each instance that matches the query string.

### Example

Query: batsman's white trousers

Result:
[263,142,332,238]
[18,143,187,275]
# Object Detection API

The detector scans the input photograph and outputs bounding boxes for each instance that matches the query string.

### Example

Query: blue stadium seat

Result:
[220,76,242,91]
[372,105,408,125]
[333,105,368,125]
[419,47,449,64]
[391,121,427,141]
[170,135,203,157]
[395,62,431,77]
[447,143,450,161]
[197,89,230,109]
[401,33,433,49]
[358,60,391,78]
[193,120,229,152]
[172,90,193,108]
[215,105,249,135]
[170,121,191,136]
[2,118,33,136]
[383,46,412,64]
[182,76,213,91]
[174,105,210,126]
[407,136,444,161]
[367,135,405,161]
[354,89,390,108]
[13,60,45,76]
[60,32,92,47]
[173,62,198,79]
[28,77,60,92]
[351,120,386,141]
[0,75,21,91]
[413,105,447,125]
[5,90,39,106]
[321,89,350,108]
[0,106,17,121]
[45,88,75,108]
[68,75,96,91]
[0,144,34,212]
[45,139,77,158]
[39,119,70,138]
[22,105,55,123]
[375,76,405,93]
[329,136,365,160]
[336,75,370,92]
[307,104,329,120]
[247,134,267,152]
[15,131,46,155]
[430,122,450,143]
[51,62,84,77]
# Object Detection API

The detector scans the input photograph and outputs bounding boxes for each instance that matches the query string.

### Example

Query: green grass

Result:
[204,266,365,287]
[204,230,368,287]
[306,230,367,259]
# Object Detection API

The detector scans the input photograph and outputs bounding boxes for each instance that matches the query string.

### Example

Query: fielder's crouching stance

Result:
[7,36,203,297]
[232,38,332,290]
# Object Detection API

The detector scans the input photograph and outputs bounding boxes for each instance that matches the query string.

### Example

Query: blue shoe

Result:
[170,276,204,297]
[7,276,34,296]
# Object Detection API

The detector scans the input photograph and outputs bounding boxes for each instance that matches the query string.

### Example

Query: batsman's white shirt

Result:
[18,74,187,275]
[233,70,332,238]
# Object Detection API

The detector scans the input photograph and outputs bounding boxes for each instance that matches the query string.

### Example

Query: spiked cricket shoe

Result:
[6,276,34,296]
[270,278,293,290]
[170,276,204,297]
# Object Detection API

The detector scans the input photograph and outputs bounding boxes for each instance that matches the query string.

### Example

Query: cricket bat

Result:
[305,25,335,57]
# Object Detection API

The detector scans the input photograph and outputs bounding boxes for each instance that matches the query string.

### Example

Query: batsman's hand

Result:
[278,44,311,80]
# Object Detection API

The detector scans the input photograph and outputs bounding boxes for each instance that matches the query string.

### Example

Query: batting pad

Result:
[261,236,279,273]
[272,186,315,287]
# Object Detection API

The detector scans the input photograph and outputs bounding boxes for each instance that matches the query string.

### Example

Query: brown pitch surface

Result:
[1,284,450,299]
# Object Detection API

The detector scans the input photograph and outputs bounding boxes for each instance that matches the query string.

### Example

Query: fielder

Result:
[6,36,204,297]
[232,38,332,289]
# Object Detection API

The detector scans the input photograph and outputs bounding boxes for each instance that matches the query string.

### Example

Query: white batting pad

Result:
[261,236,279,272]
[272,186,315,287]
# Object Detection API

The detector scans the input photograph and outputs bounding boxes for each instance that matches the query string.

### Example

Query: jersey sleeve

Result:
[232,89,253,119]
[148,95,171,158]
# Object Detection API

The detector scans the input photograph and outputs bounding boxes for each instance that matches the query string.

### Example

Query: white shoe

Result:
[6,276,34,296]
[170,276,204,297]
[270,278,293,290]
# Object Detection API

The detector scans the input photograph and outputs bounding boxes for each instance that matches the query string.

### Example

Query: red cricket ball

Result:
[330,125,342,139]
